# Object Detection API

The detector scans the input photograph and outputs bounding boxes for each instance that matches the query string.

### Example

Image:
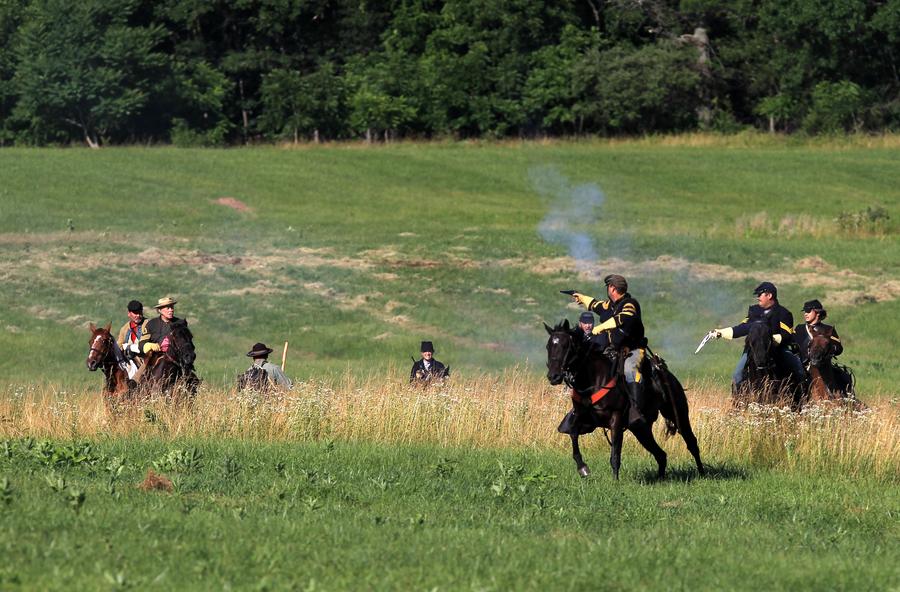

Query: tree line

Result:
[1,0,898,147]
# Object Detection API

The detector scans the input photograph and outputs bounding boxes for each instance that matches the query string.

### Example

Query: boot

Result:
[627,381,647,429]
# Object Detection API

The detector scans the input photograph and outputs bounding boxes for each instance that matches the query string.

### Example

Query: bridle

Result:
[88,332,113,365]
[549,330,583,387]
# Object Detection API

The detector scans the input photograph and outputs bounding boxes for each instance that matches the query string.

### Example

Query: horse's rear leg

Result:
[570,434,590,478]
[609,413,624,480]
[630,423,667,479]
[677,418,705,476]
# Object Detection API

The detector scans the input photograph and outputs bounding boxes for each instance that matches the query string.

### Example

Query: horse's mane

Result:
[169,319,193,341]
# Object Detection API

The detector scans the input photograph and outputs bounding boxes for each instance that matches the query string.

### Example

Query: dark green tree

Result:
[11,0,165,146]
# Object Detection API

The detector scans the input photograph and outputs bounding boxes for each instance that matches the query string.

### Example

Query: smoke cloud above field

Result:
[530,165,605,272]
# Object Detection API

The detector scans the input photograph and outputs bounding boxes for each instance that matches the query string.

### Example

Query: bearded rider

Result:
[571,274,649,429]
[710,281,805,389]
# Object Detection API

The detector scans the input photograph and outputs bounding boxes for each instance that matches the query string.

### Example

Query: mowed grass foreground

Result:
[2,376,898,589]
[0,137,899,391]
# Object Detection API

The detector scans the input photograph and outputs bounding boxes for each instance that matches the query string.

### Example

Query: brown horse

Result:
[545,320,704,480]
[806,327,860,407]
[86,323,133,409]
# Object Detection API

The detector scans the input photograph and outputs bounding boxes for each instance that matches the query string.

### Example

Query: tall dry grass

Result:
[1,371,897,479]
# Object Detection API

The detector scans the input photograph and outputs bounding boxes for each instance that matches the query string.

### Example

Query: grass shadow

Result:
[635,463,751,484]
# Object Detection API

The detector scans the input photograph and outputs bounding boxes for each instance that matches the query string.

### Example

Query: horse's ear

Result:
[563,318,571,330]
[89,322,96,332]
[544,322,553,335]
[104,322,111,332]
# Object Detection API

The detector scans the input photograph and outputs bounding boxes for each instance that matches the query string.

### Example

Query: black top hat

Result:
[420,341,434,353]
[247,342,274,357]
[127,300,143,313]
[579,311,594,323]
[753,281,777,297]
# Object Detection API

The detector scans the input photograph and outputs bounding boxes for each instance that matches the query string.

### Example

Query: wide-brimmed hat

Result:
[420,341,434,353]
[753,282,777,297]
[579,311,594,324]
[127,300,144,313]
[154,296,177,309]
[247,342,274,357]
[603,274,628,293]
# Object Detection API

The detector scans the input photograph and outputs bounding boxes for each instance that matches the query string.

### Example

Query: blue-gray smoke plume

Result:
[530,166,605,272]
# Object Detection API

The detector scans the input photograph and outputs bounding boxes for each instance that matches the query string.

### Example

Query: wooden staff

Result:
[281,341,289,371]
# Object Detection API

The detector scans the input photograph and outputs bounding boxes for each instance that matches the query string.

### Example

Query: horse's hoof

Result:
[578,466,591,478]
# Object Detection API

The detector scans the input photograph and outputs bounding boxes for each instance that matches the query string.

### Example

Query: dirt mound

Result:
[138,469,173,492]
[213,197,253,213]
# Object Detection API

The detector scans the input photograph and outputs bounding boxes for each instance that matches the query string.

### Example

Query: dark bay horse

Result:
[86,323,133,408]
[806,327,861,407]
[139,319,200,401]
[733,322,802,408]
[545,320,704,480]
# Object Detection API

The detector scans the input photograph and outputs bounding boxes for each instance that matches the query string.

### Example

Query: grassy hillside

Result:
[1,138,898,393]
[0,435,897,591]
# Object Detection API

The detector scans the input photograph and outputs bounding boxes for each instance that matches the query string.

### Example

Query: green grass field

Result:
[1,437,897,591]
[1,138,898,590]
[1,137,898,392]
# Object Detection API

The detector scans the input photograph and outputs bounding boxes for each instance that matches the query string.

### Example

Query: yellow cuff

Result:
[717,327,734,340]
[592,318,617,334]
[573,293,594,309]
[143,342,161,354]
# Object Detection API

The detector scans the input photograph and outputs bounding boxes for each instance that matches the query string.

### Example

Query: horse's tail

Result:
[649,353,683,437]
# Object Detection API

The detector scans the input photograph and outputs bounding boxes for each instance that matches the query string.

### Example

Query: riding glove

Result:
[143,342,161,354]
[573,293,594,309]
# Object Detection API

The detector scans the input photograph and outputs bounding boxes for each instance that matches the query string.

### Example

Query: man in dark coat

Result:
[572,274,649,428]
[139,296,188,355]
[410,341,449,384]
[711,281,805,388]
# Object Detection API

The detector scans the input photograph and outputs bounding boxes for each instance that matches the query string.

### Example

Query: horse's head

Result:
[746,321,773,371]
[545,319,578,385]
[167,319,196,369]
[808,326,834,367]
[86,322,113,371]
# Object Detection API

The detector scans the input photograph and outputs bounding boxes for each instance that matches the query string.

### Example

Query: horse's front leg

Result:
[609,412,625,480]
[570,433,590,478]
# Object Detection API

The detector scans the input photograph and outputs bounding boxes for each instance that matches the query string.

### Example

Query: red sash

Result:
[571,376,618,405]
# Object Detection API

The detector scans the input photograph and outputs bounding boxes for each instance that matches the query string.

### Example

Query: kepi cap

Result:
[579,311,594,324]
[753,282,777,297]
[420,341,434,353]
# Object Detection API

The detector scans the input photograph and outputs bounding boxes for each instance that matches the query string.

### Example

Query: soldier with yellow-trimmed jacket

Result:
[710,281,805,388]
[571,274,649,429]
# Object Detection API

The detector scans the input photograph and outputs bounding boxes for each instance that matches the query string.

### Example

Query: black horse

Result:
[545,320,704,480]
[141,319,200,400]
[733,321,802,408]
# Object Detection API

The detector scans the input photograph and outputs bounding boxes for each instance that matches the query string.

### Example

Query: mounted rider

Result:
[711,281,805,389]
[114,299,145,379]
[571,274,649,429]
[793,299,843,365]
[139,296,189,356]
